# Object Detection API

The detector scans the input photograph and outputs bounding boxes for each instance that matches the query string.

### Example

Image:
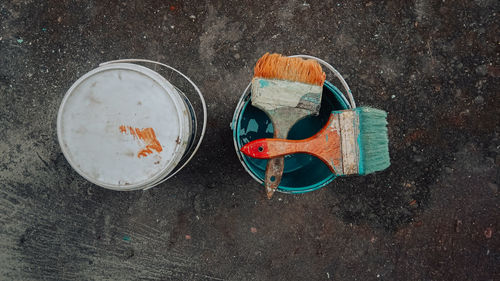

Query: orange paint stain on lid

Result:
[120,125,163,158]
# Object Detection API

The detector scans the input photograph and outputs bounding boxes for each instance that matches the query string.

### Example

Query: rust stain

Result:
[487,65,500,77]
[119,125,163,158]
[404,129,427,143]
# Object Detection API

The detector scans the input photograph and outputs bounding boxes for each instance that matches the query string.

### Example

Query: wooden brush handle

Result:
[263,126,288,199]
[264,157,283,198]
[241,114,343,174]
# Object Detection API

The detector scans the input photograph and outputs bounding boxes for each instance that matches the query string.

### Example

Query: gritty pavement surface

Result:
[1,1,499,280]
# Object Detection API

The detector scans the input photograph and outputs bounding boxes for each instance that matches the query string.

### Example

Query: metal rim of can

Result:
[230,54,355,193]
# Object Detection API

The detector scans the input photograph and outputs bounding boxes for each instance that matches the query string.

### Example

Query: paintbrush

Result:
[240,107,390,176]
[251,53,326,198]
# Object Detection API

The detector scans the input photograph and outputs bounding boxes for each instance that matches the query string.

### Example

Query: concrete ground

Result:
[1,0,499,280]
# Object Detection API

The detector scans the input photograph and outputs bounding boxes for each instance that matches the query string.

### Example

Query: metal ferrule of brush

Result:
[334,107,390,176]
[334,110,361,176]
[251,78,323,114]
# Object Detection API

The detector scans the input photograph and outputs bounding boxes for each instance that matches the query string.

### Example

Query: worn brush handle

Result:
[241,114,344,175]
[264,157,283,198]
[263,126,288,199]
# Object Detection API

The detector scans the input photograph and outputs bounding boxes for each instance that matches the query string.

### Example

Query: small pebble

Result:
[475,64,488,76]
[413,155,423,162]
[391,95,396,99]
[473,95,484,104]
[189,15,196,19]
[125,248,134,258]
[484,227,493,239]
[487,182,498,193]
[455,219,462,233]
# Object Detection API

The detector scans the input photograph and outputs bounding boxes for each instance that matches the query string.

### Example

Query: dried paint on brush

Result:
[254,53,326,86]
[251,53,326,113]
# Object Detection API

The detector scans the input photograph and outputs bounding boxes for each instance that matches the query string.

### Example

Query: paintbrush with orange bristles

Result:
[251,53,326,198]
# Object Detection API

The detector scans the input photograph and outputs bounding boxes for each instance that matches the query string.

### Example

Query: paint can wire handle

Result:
[99,59,207,190]
[289,55,356,109]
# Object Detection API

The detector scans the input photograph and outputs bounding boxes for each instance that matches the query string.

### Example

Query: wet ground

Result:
[1,0,499,280]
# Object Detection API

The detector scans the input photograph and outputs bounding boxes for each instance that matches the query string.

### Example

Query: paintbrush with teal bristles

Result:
[240,107,390,176]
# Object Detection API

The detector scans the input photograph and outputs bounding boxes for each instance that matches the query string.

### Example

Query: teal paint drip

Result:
[259,79,269,88]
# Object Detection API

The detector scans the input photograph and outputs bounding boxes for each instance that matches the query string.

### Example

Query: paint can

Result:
[57,59,207,191]
[231,55,356,193]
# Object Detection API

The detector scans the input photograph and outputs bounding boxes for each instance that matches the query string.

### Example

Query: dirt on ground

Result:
[0,1,498,280]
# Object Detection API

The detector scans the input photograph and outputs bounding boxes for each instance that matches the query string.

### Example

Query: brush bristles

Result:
[356,107,390,175]
[253,53,326,86]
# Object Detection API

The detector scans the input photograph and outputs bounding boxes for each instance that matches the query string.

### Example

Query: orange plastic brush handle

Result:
[240,113,343,174]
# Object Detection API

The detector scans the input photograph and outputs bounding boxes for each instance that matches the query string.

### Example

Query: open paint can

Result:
[57,59,207,191]
[231,55,356,194]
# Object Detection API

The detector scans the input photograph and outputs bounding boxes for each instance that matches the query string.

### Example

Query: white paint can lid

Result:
[57,63,191,190]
